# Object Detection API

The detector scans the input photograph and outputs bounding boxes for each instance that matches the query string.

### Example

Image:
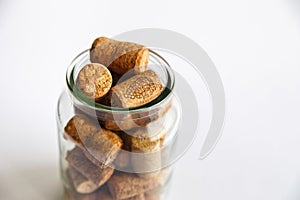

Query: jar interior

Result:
[66,49,175,112]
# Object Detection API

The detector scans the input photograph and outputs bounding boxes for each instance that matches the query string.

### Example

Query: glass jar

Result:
[56,49,181,200]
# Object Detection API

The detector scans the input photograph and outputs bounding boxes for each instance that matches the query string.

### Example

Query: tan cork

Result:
[64,186,146,200]
[83,129,123,167]
[64,115,99,148]
[64,115,123,167]
[97,188,145,200]
[66,147,114,186]
[99,97,172,131]
[107,172,161,200]
[110,70,164,108]
[76,63,112,101]
[66,167,98,194]
[64,187,99,200]
[122,126,165,177]
[90,37,149,75]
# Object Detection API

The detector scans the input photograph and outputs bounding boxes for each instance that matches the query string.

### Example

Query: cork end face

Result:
[102,129,124,164]
[76,63,112,101]
[64,115,99,147]
[83,129,123,167]
[64,117,83,146]
[107,172,162,199]
[66,167,99,194]
[131,136,161,152]
[77,181,98,194]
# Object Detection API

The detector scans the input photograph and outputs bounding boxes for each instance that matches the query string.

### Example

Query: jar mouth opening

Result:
[66,49,175,113]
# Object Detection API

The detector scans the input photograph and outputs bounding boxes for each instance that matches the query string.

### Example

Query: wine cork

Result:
[64,116,99,148]
[64,184,147,200]
[90,37,149,75]
[131,147,161,177]
[64,116,113,168]
[64,116,123,167]
[64,187,99,200]
[128,126,165,177]
[97,72,134,106]
[66,167,98,194]
[83,128,123,167]
[107,173,161,200]
[100,106,169,131]
[81,148,104,168]
[94,189,113,200]
[100,110,160,131]
[96,90,113,106]
[110,70,164,108]
[102,115,138,131]
[111,71,133,86]
[121,125,165,152]
[66,147,114,187]
[74,92,173,132]
[63,186,128,200]
[97,188,145,200]
[76,63,112,100]
[131,128,165,152]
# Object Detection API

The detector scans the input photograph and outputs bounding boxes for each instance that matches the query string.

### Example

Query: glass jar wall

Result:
[56,50,181,200]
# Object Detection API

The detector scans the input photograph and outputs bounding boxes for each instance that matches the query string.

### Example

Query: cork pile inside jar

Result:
[63,36,173,200]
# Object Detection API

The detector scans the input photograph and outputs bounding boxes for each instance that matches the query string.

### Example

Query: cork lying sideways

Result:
[64,115,123,168]
[66,147,114,189]
[90,36,149,75]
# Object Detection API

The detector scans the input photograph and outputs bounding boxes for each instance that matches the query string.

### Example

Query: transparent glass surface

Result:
[56,50,181,200]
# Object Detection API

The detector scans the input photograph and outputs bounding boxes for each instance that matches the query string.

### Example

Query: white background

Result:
[0,0,300,199]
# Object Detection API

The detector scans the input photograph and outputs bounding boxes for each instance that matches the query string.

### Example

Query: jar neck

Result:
[66,49,175,114]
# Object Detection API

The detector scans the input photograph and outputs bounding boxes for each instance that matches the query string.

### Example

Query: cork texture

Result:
[83,129,123,167]
[64,116,123,167]
[110,70,164,108]
[90,37,149,75]
[121,126,165,152]
[66,167,98,194]
[107,173,161,199]
[75,95,173,132]
[129,126,166,176]
[102,116,139,131]
[64,37,173,200]
[64,115,99,148]
[81,147,104,168]
[66,147,114,186]
[64,187,98,200]
[76,63,112,100]
[97,188,145,200]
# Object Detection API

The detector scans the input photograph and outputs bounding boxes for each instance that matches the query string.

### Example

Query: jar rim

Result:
[66,49,175,113]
